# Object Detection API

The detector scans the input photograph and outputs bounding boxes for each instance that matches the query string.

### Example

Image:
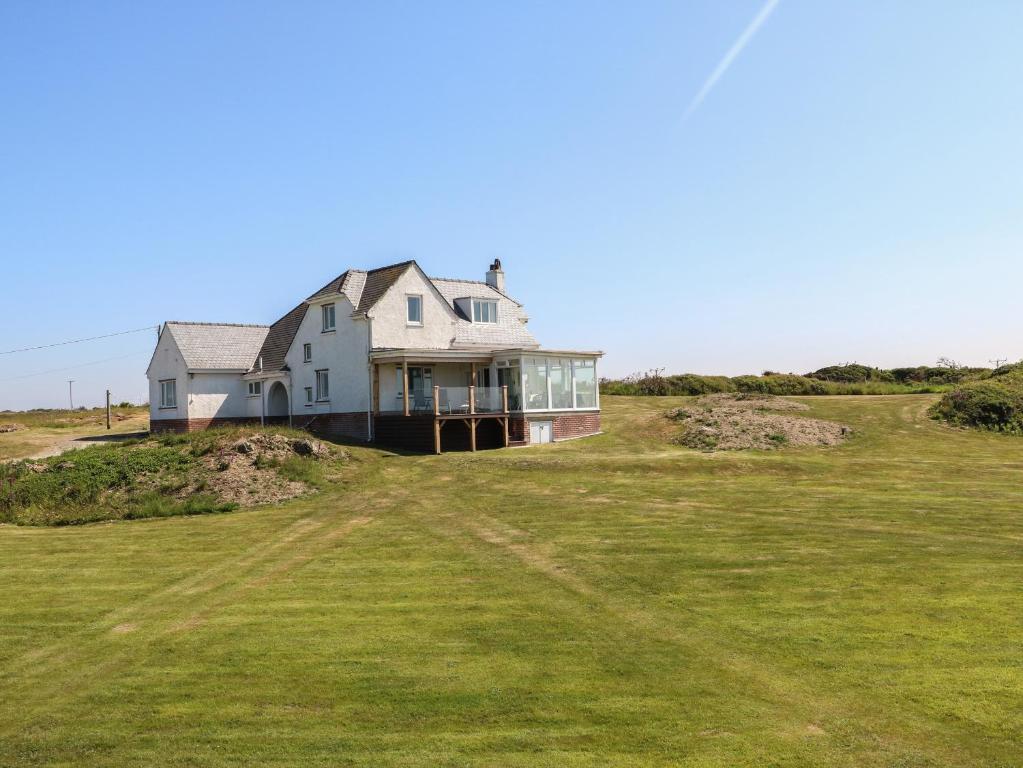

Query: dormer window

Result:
[473,299,498,323]
[322,303,336,332]
[407,294,423,325]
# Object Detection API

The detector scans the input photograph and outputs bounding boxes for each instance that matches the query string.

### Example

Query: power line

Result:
[0,350,151,383]
[0,325,157,356]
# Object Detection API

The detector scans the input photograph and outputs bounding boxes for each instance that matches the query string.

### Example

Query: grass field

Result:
[0,406,149,461]
[1,395,1020,766]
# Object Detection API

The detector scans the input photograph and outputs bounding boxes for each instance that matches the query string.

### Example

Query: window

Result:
[315,370,329,401]
[303,343,312,363]
[321,303,336,332]
[523,357,549,410]
[304,387,313,405]
[159,379,177,409]
[574,359,596,408]
[550,359,573,409]
[473,299,497,323]
[247,381,262,397]
[406,295,422,325]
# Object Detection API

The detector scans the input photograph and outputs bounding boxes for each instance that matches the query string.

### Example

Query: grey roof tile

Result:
[165,322,269,371]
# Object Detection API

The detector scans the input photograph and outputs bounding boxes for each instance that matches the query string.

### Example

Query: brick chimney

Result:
[485,258,505,293]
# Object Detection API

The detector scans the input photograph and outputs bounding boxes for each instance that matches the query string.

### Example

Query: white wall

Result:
[186,372,250,419]
[147,329,189,422]
[286,297,371,415]
[369,267,457,350]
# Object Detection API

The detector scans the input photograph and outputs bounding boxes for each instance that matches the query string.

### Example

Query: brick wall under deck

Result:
[509,411,601,444]
[293,412,370,442]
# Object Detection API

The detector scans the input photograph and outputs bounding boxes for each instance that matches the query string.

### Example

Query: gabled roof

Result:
[253,303,308,373]
[305,260,414,314]
[164,322,269,371]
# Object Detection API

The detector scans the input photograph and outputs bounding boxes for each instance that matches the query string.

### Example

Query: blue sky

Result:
[1,1,1022,409]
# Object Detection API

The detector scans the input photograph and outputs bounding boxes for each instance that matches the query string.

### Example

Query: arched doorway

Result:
[266,381,289,421]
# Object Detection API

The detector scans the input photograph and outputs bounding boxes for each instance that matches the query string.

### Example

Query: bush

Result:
[932,364,1023,432]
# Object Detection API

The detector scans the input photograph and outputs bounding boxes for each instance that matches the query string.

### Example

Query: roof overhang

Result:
[370,348,497,364]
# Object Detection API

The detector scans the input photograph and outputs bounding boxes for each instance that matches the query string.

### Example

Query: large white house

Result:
[146,259,602,452]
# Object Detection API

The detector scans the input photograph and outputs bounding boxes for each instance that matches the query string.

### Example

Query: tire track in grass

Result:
[0,499,385,738]
[0,510,333,682]
[419,509,981,768]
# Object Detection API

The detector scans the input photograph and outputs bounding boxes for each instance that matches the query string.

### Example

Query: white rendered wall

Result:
[286,298,371,415]
[186,372,250,419]
[147,330,189,422]
[368,267,457,350]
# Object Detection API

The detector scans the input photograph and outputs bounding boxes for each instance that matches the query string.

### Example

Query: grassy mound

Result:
[668,393,851,451]
[932,363,1023,433]
[0,427,346,526]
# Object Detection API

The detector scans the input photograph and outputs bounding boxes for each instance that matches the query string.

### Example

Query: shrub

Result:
[932,365,1023,432]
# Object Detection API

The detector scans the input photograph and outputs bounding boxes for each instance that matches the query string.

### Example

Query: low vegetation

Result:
[668,393,851,451]
[600,360,999,398]
[932,362,1023,433]
[0,428,345,526]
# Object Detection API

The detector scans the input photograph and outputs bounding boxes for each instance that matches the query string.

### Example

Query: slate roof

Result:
[431,278,537,348]
[305,261,412,313]
[253,303,308,373]
[165,322,269,371]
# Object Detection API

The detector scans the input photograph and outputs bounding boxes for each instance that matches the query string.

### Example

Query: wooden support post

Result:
[106,389,111,430]
[402,360,410,417]
[501,385,509,413]
[469,418,477,452]
[372,364,380,415]
[433,385,441,455]
[502,417,509,447]
[469,385,476,415]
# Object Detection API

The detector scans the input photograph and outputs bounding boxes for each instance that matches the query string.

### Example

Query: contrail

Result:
[682,0,780,122]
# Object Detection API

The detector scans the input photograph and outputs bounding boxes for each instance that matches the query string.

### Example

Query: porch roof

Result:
[369,347,604,364]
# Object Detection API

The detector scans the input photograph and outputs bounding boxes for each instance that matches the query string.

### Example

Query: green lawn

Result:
[1,395,1020,766]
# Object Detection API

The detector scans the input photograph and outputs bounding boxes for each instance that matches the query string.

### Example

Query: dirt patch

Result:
[184,434,338,508]
[668,394,850,451]
[0,424,22,433]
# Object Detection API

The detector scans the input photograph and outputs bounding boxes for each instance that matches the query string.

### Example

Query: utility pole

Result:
[990,358,1007,369]
[68,379,75,410]
[106,389,111,429]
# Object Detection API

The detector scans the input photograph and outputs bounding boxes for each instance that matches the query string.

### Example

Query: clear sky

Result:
[2,1,1022,409]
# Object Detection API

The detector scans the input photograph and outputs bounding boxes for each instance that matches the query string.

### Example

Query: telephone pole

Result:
[106,389,111,429]
[68,379,75,410]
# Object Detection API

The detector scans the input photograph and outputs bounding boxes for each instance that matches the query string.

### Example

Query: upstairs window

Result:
[322,303,336,332]
[473,300,498,323]
[247,381,262,397]
[159,379,177,409]
[407,295,423,325]
[303,343,312,363]
[315,369,330,401]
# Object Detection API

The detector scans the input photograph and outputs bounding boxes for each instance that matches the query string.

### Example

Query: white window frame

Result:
[315,369,329,401]
[247,381,262,397]
[406,294,423,326]
[520,356,600,412]
[303,343,312,363]
[472,299,498,324]
[159,379,177,409]
[304,386,313,406]
[321,303,336,332]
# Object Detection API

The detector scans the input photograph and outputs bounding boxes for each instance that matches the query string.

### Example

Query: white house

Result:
[147,260,602,451]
